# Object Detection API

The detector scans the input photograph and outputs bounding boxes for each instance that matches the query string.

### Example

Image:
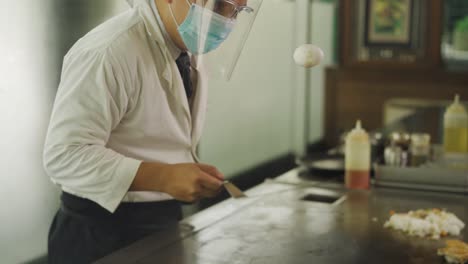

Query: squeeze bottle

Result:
[345,120,371,189]
[443,95,468,154]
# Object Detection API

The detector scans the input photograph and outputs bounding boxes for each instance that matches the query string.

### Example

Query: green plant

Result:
[455,16,468,33]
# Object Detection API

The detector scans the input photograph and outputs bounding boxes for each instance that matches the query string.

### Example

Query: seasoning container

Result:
[443,95,468,155]
[389,132,411,151]
[345,120,371,190]
[370,132,385,164]
[384,144,402,166]
[410,133,431,167]
[387,132,411,167]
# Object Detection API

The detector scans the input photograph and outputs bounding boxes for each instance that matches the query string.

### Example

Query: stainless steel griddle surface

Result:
[97,172,468,264]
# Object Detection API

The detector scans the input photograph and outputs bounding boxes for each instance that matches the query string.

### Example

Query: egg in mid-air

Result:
[293,44,324,68]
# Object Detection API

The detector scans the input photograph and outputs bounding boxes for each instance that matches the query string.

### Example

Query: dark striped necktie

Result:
[175,52,193,99]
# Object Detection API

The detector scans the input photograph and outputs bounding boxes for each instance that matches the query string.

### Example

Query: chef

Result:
[43,0,261,263]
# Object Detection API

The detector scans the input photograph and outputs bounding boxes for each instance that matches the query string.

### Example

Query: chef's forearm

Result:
[130,161,169,192]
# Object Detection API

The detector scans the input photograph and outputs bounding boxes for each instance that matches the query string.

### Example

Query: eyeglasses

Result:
[212,0,254,18]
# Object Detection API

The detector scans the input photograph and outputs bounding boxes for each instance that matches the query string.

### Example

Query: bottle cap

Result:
[347,120,369,142]
[446,94,468,115]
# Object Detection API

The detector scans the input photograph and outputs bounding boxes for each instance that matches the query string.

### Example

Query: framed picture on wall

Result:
[365,0,413,47]
[340,0,442,68]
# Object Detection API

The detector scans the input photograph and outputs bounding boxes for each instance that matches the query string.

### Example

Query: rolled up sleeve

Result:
[43,48,141,213]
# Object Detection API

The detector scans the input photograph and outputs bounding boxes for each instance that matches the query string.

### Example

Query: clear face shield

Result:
[170,0,263,81]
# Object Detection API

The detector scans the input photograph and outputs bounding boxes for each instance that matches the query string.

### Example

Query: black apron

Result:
[48,192,182,264]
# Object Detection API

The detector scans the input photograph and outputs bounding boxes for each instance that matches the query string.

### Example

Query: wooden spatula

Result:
[223,181,247,198]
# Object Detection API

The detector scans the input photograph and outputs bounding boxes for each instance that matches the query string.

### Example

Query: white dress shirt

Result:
[43,0,208,213]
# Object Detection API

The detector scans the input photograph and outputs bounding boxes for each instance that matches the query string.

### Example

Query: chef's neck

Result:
[155,0,189,51]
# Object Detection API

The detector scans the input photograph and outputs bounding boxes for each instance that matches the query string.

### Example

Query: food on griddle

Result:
[438,240,468,264]
[384,208,465,239]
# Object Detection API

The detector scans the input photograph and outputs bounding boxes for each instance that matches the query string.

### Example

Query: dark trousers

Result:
[48,192,182,264]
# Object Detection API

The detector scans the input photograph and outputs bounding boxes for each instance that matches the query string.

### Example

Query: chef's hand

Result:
[131,162,224,202]
[161,163,224,202]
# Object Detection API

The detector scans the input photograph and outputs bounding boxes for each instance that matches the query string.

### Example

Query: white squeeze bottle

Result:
[345,120,371,189]
[443,95,468,155]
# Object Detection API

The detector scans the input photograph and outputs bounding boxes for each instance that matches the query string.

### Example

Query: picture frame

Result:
[339,0,442,69]
[364,0,413,47]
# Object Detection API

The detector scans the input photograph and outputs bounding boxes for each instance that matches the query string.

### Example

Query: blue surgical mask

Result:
[170,3,236,55]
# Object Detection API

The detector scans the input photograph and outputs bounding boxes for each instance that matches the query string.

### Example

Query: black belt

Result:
[60,192,183,229]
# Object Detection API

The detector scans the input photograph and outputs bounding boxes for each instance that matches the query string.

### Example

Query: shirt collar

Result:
[150,0,182,61]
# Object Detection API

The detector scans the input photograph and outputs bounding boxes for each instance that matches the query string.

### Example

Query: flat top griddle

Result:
[97,170,468,264]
